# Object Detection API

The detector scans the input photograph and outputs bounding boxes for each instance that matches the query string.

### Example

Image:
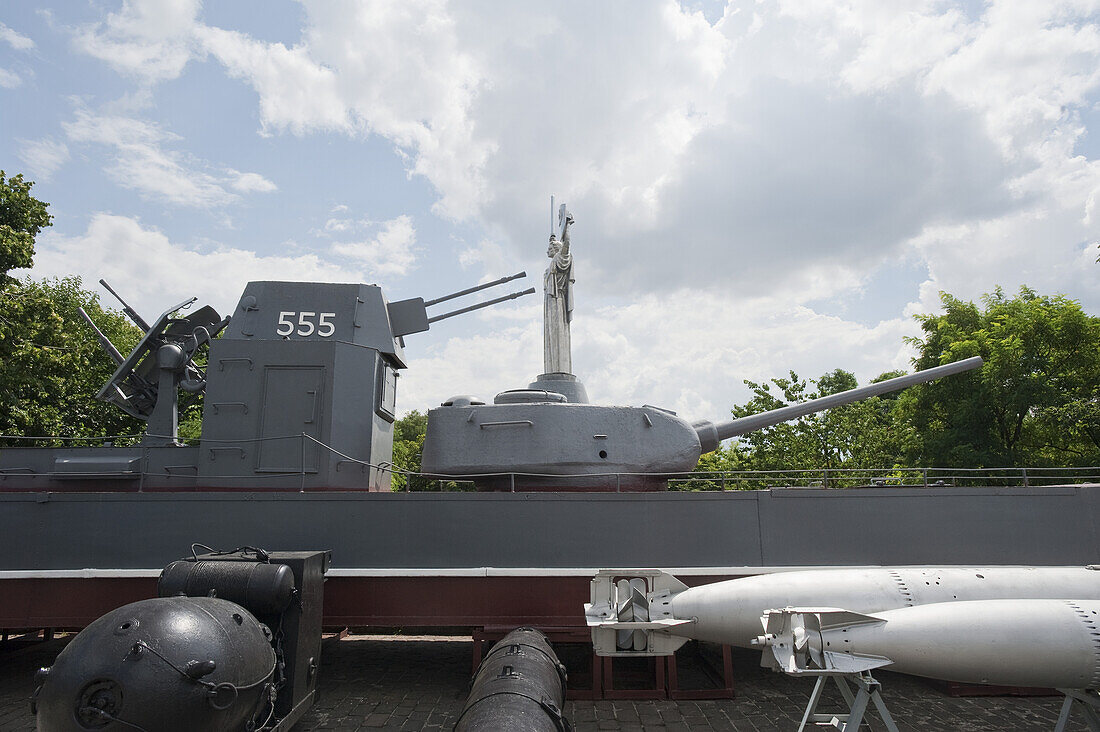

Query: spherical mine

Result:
[33,596,276,732]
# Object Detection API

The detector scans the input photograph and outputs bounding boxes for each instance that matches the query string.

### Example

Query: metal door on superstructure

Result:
[258,366,324,473]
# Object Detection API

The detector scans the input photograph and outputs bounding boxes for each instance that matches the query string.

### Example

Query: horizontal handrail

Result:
[3,430,1098,492]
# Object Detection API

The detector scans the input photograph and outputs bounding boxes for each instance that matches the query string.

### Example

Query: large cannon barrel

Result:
[694,356,983,453]
[454,627,570,732]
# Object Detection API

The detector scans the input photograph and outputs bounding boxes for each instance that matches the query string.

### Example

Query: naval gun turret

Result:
[420,356,983,490]
[420,199,982,490]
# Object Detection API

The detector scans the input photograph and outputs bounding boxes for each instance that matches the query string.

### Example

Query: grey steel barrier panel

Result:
[1,486,1099,571]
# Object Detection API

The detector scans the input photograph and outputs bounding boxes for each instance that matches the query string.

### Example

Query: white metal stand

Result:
[1055,689,1100,732]
[797,672,900,732]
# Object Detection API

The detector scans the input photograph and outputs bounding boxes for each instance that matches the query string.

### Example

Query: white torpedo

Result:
[757,599,1100,690]
[585,566,1100,655]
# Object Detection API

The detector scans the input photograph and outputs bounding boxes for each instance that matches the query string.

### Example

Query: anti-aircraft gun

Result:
[75,274,534,490]
[79,280,232,446]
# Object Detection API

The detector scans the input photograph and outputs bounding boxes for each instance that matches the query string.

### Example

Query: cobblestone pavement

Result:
[0,633,1088,731]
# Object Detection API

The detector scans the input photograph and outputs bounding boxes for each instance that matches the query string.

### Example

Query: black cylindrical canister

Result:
[158,559,295,614]
[455,627,570,732]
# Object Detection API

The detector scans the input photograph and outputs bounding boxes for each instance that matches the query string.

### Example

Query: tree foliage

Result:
[0,172,147,444]
[0,277,144,444]
[0,170,52,279]
[391,410,427,490]
[683,368,906,489]
[389,410,469,491]
[686,287,1100,487]
[725,368,905,472]
[899,287,1100,467]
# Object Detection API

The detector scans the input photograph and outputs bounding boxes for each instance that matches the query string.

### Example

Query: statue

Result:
[544,202,574,374]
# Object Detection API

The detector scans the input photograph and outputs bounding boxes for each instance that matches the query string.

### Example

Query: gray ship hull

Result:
[3,484,1098,630]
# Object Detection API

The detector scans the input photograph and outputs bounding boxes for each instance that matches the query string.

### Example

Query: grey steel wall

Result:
[1,485,1097,571]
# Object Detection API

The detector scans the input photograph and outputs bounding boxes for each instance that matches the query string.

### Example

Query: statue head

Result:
[547,235,561,258]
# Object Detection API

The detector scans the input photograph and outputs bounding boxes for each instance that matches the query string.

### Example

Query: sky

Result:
[2,0,1098,422]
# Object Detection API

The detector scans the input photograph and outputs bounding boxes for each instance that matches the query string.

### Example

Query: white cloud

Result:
[457,238,510,275]
[60,1,1100,418]
[330,215,418,277]
[575,290,917,418]
[398,285,919,419]
[179,0,1096,306]
[30,214,362,318]
[228,170,277,193]
[0,22,35,50]
[73,0,200,84]
[0,67,21,88]
[399,320,541,414]
[194,0,490,218]
[17,138,70,181]
[66,3,1100,304]
[196,24,350,135]
[61,107,274,208]
[323,217,353,233]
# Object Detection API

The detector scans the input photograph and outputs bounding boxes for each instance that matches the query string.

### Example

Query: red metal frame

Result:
[0,575,597,629]
[1,574,743,701]
[667,643,736,699]
[1,574,740,629]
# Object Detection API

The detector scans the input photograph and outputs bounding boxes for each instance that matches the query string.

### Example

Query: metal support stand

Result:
[797,672,900,732]
[1055,689,1100,732]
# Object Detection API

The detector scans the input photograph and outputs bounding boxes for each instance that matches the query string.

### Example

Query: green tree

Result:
[686,368,906,489]
[391,410,427,490]
[0,173,148,444]
[389,410,470,491]
[0,170,52,279]
[0,277,144,444]
[899,287,1100,468]
[740,370,903,468]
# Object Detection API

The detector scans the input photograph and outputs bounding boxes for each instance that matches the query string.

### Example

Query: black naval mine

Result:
[33,548,329,731]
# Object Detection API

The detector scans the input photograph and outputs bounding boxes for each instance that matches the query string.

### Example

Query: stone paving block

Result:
[0,634,1096,731]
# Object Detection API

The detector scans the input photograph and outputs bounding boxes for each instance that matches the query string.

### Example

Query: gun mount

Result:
[420,356,982,490]
[418,204,983,490]
[80,280,231,446]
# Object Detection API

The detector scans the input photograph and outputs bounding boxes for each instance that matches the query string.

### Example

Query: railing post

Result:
[1021,467,1029,488]
[823,469,829,489]
[922,468,928,487]
[139,444,146,492]
[510,473,515,493]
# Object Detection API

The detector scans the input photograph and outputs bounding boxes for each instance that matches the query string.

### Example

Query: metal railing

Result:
[665,466,1100,491]
[2,432,1098,493]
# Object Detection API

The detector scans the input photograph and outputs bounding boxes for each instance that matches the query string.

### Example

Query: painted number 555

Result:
[277,311,336,337]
